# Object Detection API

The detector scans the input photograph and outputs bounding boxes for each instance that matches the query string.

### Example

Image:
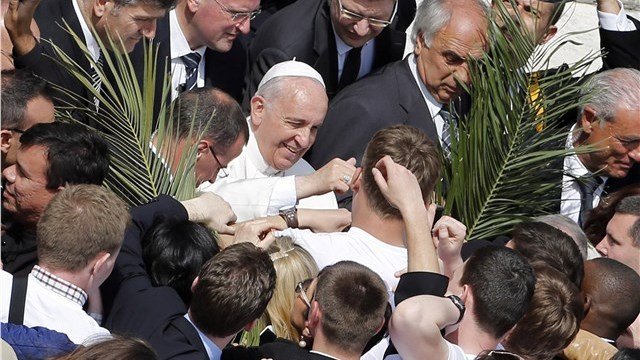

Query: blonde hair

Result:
[261,236,318,341]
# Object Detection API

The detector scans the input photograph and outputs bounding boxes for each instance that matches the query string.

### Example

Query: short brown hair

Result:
[37,185,130,272]
[190,242,277,338]
[504,265,583,360]
[54,335,157,360]
[314,261,388,354]
[361,125,441,219]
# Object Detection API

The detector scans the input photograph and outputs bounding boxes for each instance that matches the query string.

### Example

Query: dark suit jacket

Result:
[600,16,640,70]
[128,13,247,121]
[222,339,335,360]
[243,0,406,108]
[102,196,209,360]
[14,0,94,114]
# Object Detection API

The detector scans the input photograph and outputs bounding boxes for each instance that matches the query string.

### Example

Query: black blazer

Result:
[243,0,406,108]
[600,16,640,70]
[222,339,335,360]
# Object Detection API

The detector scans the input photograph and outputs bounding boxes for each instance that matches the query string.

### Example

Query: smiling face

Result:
[577,107,640,179]
[250,78,328,171]
[414,7,488,104]
[187,0,260,51]
[96,1,167,53]
[330,0,396,48]
[596,213,640,275]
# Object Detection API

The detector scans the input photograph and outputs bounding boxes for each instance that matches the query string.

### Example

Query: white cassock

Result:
[198,123,338,222]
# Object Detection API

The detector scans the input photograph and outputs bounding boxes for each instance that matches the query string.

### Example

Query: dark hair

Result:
[314,261,388,355]
[113,0,175,10]
[583,184,640,246]
[474,350,525,360]
[362,125,441,219]
[171,87,248,150]
[611,348,640,360]
[549,2,566,25]
[190,242,276,338]
[504,265,583,360]
[20,122,110,189]
[460,246,536,339]
[142,218,219,306]
[1,69,53,130]
[615,195,640,247]
[52,334,157,360]
[583,258,640,339]
[510,221,584,288]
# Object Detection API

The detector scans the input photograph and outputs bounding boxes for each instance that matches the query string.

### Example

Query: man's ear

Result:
[243,319,257,331]
[308,301,321,331]
[583,293,592,314]
[351,168,363,192]
[579,106,598,135]
[191,276,200,292]
[87,251,111,289]
[186,0,200,13]
[1,130,13,155]
[250,96,266,127]
[196,140,209,159]
[93,0,109,18]
[414,31,424,55]
[539,25,557,45]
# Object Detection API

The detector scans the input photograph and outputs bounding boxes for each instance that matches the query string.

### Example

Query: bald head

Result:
[581,258,640,340]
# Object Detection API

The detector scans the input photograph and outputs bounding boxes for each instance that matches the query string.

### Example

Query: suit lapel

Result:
[396,58,438,142]
[313,0,339,98]
[172,316,208,355]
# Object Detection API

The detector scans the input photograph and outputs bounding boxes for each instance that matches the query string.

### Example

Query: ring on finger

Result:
[342,175,352,184]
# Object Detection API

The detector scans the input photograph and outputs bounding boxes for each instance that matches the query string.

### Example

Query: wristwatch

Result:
[446,294,465,325]
[279,206,299,228]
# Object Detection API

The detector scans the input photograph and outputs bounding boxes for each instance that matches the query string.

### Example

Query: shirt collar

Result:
[72,0,100,62]
[564,124,607,181]
[407,54,442,119]
[334,27,352,56]
[309,350,341,360]
[30,265,88,306]
[246,118,283,176]
[170,9,207,59]
[184,313,222,360]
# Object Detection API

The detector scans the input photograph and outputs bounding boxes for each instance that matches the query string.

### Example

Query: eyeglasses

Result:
[335,0,398,28]
[208,144,229,178]
[213,0,262,23]
[295,278,314,317]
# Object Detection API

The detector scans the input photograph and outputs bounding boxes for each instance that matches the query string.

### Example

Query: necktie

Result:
[528,72,545,133]
[338,47,362,90]
[180,52,202,92]
[440,103,455,160]
[577,176,604,227]
[89,52,104,110]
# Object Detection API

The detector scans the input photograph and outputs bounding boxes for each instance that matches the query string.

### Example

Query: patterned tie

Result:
[180,52,202,92]
[577,176,604,227]
[440,103,454,160]
[89,51,104,110]
[338,46,362,90]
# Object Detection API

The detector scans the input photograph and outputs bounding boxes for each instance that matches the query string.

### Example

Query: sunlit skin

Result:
[575,107,640,179]
[250,78,328,171]
[179,0,259,52]
[2,145,62,227]
[290,277,318,337]
[596,213,640,275]
[494,0,558,46]
[414,7,488,104]
[330,0,395,48]
[195,135,245,185]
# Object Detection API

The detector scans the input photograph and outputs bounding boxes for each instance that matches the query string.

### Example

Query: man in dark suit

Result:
[4,0,173,111]
[243,0,406,108]
[305,0,489,207]
[105,193,276,360]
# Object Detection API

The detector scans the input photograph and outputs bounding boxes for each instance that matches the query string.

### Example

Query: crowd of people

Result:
[1,0,639,358]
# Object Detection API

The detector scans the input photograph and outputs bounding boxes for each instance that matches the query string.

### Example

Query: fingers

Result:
[371,167,389,193]
[433,216,467,240]
[349,167,362,187]
[217,224,235,236]
[258,231,276,249]
[394,267,408,278]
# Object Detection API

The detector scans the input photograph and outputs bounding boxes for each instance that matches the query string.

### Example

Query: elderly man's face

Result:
[2,145,61,226]
[97,2,167,53]
[414,9,488,104]
[578,107,640,178]
[251,78,328,171]
[494,0,558,45]
[188,0,260,52]
[596,213,640,275]
[330,0,396,48]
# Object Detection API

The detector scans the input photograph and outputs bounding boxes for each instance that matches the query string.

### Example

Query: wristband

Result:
[446,294,465,325]
[279,206,298,228]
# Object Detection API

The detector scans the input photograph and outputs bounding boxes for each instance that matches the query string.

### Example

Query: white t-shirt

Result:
[383,340,475,360]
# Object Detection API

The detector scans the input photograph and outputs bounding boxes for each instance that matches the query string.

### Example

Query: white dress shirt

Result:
[199,120,337,221]
[72,0,100,63]
[169,10,206,100]
[598,1,637,31]
[560,126,606,223]
[407,53,446,147]
[334,27,375,81]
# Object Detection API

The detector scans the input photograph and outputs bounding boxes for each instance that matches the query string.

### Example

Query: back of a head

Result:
[20,122,110,188]
[112,0,175,10]
[37,185,130,272]
[511,221,584,288]
[535,214,589,260]
[361,125,441,219]
[314,261,388,355]
[582,258,640,338]
[263,236,319,341]
[460,246,536,339]
[142,218,220,307]
[583,184,640,246]
[190,242,276,338]
[1,69,53,129]
[611,348,640,360]
[615,195,640,247]
[579,68,640,124]
[504,266,583,360]
[171,87,248,149]
[54,334,157,360]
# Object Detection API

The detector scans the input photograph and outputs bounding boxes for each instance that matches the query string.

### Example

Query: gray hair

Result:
[535,214,589,260]
[411,0,489,47]
[579,68,640,126]
[616,195,640,247]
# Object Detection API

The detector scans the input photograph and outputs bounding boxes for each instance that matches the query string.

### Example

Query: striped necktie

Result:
[180,52,202,92]
[440,103,454,160]
[577,176,604,227]
[90,52,104,110]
